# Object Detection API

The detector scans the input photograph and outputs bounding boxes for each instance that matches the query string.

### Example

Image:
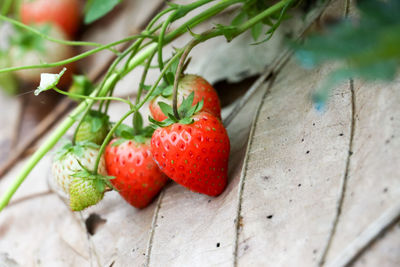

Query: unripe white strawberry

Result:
[51,141,107,198]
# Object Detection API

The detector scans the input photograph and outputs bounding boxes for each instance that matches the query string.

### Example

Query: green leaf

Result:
[178,91,194,117]
[140,83,152,91]
[161,85,173,97]
[94,179,106,193]
[133,135,147,144]
[142,126,155,137]
[158,102,174,118]
[179,117,193,125]
[231,11,247,26]
[251,22,263,41]
[84,0,122,24]
[165,72,175,85]
[111,138,127,147]
[115,123,134,138]
[149,116,174,128]
[91,117,103,132]
[133,112,143,132]
[294,0,400,106]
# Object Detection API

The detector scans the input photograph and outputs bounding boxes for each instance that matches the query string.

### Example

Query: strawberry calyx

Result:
[54,140,99,161]
[149,91,204,127]
[10,24,52,56]
[143,53,181,100]
[75,109,110,145]
[69,161,114,211]
[112,112,154,146]
[72,161,115,193]
[82,110,109,132]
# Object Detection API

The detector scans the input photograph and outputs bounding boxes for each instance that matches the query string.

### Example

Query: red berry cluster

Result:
[105,75,230,208]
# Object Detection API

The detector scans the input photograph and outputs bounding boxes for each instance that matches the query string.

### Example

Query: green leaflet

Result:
[294,0,400,106]
[84,0,122,24]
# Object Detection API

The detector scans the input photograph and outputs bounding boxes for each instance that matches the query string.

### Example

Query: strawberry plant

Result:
[2,0,397,212]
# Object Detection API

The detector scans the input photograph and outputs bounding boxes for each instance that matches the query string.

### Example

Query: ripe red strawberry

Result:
[105,138,169,208]
[151,111,230,196]
[149,74,221,121]
[21,0,81,37]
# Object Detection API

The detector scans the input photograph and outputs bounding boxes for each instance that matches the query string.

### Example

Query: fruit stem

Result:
[133,49,157,135]
[0,35,145,75]
[172,40,198,119]
[93,108,136,175]
[53,87,134,109]
[157,11,175,72]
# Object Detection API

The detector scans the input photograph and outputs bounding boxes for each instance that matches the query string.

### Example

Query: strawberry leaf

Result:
[158,102,174,118]
[115,123,134,138]
[133,135,147,144]
[94,179,106,193]
[251,22,263,41]
[178,91,195,117]
[84,0,122,24]
[149,116,174,128]
[161,85,173,97]
[179,117,194,125]
[133,112,143,132]
[231,11,247,26]
[111,138,127,147]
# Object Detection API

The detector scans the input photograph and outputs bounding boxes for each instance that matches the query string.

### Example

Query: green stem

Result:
[136,51,156,106]
[136,50,183,110]
[53,87,134,109]
[0,35,145,74]
[172,41,197,119]
[146,6,175,31]
[234,0,293,37]
[165,0,242,43]
[158,12,175,72]
[94,109,136,174]
[133,49,156,134]
[0,15,120,54]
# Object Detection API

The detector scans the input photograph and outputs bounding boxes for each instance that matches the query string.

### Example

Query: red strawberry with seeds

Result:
[21,0,81,38]
[150,94,230,196]
[149,74,221,121]
[105,138,168,208]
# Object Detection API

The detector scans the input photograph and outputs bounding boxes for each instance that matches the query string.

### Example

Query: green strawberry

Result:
[69,177,105,211]
[51,141,107,198]
[75,110,109,145]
